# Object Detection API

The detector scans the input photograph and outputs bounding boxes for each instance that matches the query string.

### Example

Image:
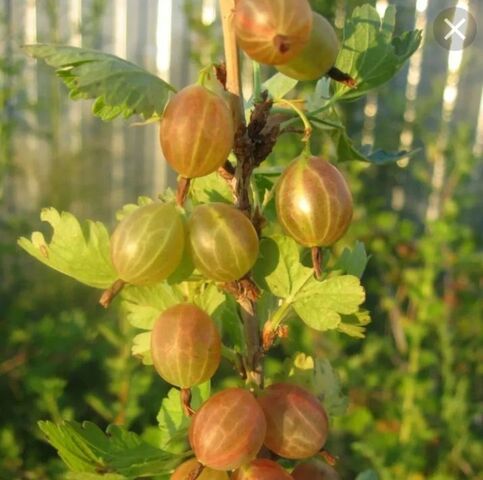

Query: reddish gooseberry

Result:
[275,155,353,247]
[110,203,185,285]
[292,461,340,480]
[277,13,339,81]
[171,458,229,480]
[160,85,234,178]
[189,388,266,471]
[151,303,221,388]
[257,383,329,459]
[234,0,313,65]
[232,459,293,480]
[188,203,259,282]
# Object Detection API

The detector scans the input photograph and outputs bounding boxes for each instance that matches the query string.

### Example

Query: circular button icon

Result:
[433,7,477,50]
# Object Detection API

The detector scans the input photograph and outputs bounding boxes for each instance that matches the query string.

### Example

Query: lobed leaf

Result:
[23,44,176,121]
[334,5,422,100]
[18,208,116,289]
[38,420,185,478]
[294,275,366,331]
[334,241,370,278]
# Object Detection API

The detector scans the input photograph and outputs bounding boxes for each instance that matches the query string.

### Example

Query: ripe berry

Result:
[151,303,221,388]
[258,383,329,459]
[160,85,234,178]
[171,458,229,480]
[275,156,353,247]
[234,0,313,65]
[189,388,266,471]
[232,459,293,480]
[292,461,340,480]
[110,203,185,285]
[277,13,339,80]
[188,203,259,282]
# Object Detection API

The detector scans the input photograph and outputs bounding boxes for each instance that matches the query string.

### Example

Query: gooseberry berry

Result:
[188,203,259,282]
[234,0,313,65]
[160,85,234,178]
[275,155,353,247]
[151,303,221,388]
[277,13,339,81]
[189,388,266,471]
[292,461,340,480]
[171,458,229,480]
[110,203,185,285]
[232,459,293,480]
[257,383,329,459]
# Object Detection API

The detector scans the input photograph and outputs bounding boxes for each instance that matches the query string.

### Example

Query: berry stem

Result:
[176,177,191,206]
[99,279,126,308]
[275,98,312,143]
[312,247,323,279]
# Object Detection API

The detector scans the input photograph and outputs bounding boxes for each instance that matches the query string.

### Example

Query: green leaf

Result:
[67,473,126,480]
[131,331,153,365]
[337,309,371,338]
[121,283,184,330]
[23,44,176,121]
[157,383,210,454]
[38,420,185,478]
[282,353,348,416]
[335,5,422,100]
[334,241,370,278]
[356,470,379,480]
[18,208,116,289]
[190,172,233,204]
[253,235,313,299]
[293,275,365,331]
[262,72,298,100]
[333,120,419,164]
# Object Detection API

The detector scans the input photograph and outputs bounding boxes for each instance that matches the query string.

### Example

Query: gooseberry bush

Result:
[18,1,421,479]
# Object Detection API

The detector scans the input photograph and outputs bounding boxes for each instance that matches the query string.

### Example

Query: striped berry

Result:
[160,85,234,178]
[292,461,340,480]
[151,304,221,388]
[257,383,329,459]
[234,0,313,65]
[275,156,353,247]
[188,203,259,282]
[110,203,185,285]
[189,388,266,471]
[277,13,339,81]
[171,458,229,480]
[232,459,293,480]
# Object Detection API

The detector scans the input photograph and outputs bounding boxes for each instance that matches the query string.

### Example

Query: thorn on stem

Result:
[99,279,126,308]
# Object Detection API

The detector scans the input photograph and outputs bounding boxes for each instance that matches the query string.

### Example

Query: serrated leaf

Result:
[131,331,153,365]
[157,383,210,454]
[333,122,419,164]
[253,235,313,299]
[294,275,365,331]
[121,283,184,330]
[338,310,372,338]
[190,172,233,204]
[282,354,348,417]
[18,208,116,289]
[335,5,422,100]
[24,44,175,121]
[262,72,298,100]
[38,420,185,478]
[334,241,370,278]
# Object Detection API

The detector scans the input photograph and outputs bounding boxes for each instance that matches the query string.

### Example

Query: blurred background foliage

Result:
[0,0,482,479]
